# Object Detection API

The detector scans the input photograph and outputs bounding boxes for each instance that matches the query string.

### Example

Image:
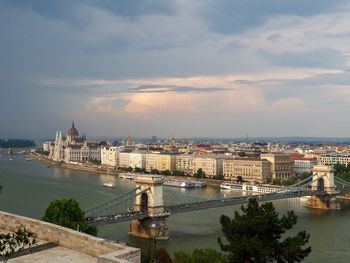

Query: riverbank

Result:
[29,152,223,186]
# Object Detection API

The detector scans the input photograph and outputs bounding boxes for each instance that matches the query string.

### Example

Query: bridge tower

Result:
[306,165,340,210]
[129,174,170,240]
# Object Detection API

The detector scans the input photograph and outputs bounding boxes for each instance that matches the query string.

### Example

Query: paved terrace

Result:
[0,211,140,263]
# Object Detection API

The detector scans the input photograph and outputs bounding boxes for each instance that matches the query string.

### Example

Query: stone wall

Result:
[0,211,140,263]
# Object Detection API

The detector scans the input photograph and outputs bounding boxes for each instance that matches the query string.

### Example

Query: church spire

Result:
[72,120,75,129]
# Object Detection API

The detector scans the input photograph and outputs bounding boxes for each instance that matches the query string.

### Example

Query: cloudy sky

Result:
[1,0,350,139]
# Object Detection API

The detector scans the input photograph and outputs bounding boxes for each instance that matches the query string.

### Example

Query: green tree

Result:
[151,169,160,174]
[218,198,311,262]
[213,174,225,180]
[162,170,172,176]
[174,248,226,263]
[299,172,312,181]
[194,168,206,179]
[272,178,282,185]
[42,199,97,236]
[172,170,185,177]
[0,227,37,263]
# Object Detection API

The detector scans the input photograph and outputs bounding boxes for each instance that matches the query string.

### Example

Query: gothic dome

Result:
[67,121,79,138]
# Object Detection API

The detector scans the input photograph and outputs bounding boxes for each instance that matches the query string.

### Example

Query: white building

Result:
[318,153,350,166]
[118,152,145,169]
[101,146,119,167]
[293,158,317,175]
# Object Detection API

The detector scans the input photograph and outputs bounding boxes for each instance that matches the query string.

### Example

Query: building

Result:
[118,152,145,169]
[145,153,158,172]
[261,153,294,180]
[175,155,195,175]
[193,156,223,177]
[291,154,317,175]
[157,154,176,172]
[101,146,119,167]
[223,158,271,183]
[129,152,146,169]
[49,122,102,164]
[318,153,350,166]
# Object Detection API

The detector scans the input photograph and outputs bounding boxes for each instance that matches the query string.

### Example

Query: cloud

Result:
[197,0,348,34]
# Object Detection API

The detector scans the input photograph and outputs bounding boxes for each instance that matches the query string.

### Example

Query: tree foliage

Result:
[194,168,207,179]
[0,227,37,263]
[42,198,97,236]
[174,248,226,263]
[218,198,311,262]
[333,163,350,181]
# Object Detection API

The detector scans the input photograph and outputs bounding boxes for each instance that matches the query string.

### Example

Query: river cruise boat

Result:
[103,182,114,188]
[220,182,243,190]
[164,180,195,189]
[242,184,285,194]
[220,182,286,194]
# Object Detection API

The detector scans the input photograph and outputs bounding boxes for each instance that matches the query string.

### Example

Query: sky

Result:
[1,0,350,139]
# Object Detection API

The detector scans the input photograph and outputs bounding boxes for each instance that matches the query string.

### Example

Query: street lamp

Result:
[149,219,161,263]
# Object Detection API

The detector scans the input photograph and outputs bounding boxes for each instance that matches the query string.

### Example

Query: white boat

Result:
[220,182,243,190]
[103,182,114,188]
[9,158,14,161]
[119,173,135,180]
[164,180,195,189]
[242,183,285,194]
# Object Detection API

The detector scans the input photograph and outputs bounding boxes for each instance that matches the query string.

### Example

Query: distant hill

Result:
[0,139,36,148]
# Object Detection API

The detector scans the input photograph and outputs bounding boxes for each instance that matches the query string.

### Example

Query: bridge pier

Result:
[129,174,170,240]
[129,218,169,240]
[306,165,340,210]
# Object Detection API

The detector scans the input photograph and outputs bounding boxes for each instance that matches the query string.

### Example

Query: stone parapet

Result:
[0,211,140,263]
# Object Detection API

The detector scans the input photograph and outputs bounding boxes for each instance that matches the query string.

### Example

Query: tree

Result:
[173,170,185,177]
[194,169,206,179]
[299,172,312,181]
[236,176,244,183]
[218,198,311,262]
[174,248,226,263]
[42,199,97,236]
[162,170,172,176]
[151,169,160,174]
[156,247,173,263]
[0,227,37,263]
[272,178,282,185]
[213,174,225,180]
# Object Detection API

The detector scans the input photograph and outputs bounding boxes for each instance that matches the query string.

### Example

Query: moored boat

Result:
[103,182,114,188]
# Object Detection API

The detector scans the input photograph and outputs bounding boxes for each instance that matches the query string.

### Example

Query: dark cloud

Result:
[0,0,176,23]
[198,0,347,34]
[260,49,349,69]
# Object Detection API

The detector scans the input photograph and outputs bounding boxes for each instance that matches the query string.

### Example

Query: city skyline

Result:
[1,0,350,138]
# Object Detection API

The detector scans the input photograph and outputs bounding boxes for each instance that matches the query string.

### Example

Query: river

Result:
[0,152,349,262]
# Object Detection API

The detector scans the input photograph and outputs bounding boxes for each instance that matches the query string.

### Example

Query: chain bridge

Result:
[84,165,350,240]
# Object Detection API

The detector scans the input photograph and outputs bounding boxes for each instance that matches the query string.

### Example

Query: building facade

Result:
[175,155,195,175]
[101,146,119,167]
[157,154,176,172]
[223,158,271,183]
[261,153,294,180]
[318,153,350,166]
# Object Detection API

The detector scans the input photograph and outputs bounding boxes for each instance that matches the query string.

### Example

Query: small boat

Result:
[119,173,135,180]
[9,158,14,161]
[103,182,114,188]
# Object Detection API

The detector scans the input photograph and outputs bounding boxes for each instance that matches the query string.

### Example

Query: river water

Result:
[0,152,349,262]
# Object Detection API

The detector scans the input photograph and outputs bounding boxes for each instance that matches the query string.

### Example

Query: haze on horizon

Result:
[1,0,350,139]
